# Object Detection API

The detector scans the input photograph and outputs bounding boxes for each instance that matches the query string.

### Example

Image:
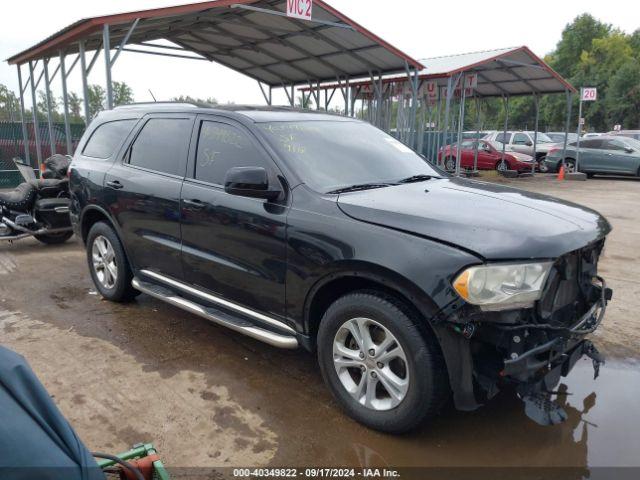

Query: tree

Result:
[296,94,313,109]
[113,81,134,106]
[36,90,62,122]
[171,95,218,105]
[88,84,106,118]
[0,84,20,121]
[67,92,83,121]
[606,61,640,129]
[550,14,611,77]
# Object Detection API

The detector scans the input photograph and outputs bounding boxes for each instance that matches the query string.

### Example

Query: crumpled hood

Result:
[337,178,611,260]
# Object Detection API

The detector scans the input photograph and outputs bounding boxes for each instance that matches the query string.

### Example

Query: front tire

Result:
[564,158,577,173]
[86,222,139,302]
[317,292,449,433]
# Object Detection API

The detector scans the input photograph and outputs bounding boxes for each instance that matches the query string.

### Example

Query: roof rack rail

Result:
[113,101,207,109]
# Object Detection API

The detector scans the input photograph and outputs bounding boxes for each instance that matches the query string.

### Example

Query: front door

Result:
[180,116,288,320]
[603,138,638,174]
[104,114,195,279]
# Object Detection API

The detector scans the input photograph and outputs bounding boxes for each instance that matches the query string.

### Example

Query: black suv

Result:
[70,103,611,432]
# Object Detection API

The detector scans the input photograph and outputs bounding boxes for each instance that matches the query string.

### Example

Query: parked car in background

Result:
[545,132,578,144]
[462,131,491,140]
[482,131,559,172]
[438,140,535,172]
[582,132,605,138]
[608,130,640,141]
[543,136,640,177]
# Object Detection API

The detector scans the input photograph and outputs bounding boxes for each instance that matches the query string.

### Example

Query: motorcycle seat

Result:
[0,182,37,210]
[27,178,68,190]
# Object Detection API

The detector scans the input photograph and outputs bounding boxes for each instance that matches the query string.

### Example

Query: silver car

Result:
[483,131,560,171]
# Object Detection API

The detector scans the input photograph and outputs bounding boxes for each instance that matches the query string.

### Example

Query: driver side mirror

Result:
[625,147,634,154]
[525,141,533,147]
[224,167,281,201]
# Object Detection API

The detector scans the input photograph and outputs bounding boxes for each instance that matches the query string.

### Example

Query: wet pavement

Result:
[1,176,639,477]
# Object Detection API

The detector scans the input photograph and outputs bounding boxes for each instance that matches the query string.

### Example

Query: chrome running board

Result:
[132,277,298,350]
[139,269,296,334]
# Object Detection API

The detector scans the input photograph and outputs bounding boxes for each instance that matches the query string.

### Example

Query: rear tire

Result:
[34,231,73,245]
[444,157,456,173]
[317,291,449,433]
[538,159,550,173]
[86,222,139,302]
[496,159,510,172]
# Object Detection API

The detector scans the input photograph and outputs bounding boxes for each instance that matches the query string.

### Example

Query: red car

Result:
[438,140,535,173]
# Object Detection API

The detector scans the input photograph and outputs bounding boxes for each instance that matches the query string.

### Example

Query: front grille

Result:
[537,240,604,327]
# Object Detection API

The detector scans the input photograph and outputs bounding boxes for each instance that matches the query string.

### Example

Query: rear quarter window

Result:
[82,119,137,159]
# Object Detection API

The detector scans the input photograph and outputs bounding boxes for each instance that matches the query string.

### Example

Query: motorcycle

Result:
[0,155,73,244]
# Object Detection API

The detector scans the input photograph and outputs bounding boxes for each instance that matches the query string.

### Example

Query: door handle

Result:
[183,199,206,210]
[106,180,123,190]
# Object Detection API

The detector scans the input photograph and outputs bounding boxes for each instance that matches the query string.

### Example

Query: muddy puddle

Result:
[271,358,640,471]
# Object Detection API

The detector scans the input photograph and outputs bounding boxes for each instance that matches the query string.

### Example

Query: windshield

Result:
[257,120,441,193]
[526,132,554,143]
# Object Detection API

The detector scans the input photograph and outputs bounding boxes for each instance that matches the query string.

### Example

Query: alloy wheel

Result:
[332,317,409,411]
[445,158,456,172]
[91,235,118,289]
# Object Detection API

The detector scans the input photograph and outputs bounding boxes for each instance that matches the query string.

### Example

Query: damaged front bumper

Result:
[437,276,612,426]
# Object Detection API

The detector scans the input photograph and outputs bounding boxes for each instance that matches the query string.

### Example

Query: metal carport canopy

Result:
[6,0,424,86]
[301,46,577,96]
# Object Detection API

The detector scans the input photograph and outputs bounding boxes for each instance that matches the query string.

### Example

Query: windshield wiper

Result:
[327,183,393,194]
[397,174,437,184]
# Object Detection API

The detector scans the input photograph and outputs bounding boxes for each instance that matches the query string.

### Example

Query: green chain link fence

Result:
[0,121,85,189]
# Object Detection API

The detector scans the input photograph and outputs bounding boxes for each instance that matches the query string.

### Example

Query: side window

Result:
[604,139,626,151]
[82,120,137,159]
[128,118,192,176]
[195,121,272,185]
[495,132,512,144]
[582,139,603,149]
[513,133,530,145]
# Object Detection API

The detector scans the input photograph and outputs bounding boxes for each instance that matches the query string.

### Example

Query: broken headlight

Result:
[452,262,553,311]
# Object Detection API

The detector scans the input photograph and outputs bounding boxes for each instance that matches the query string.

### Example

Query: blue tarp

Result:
[0,345,105,480]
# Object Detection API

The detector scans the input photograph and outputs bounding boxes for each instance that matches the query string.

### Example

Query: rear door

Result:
[180,115,289,319]
[576,139,603,172]
[104,113,195,279]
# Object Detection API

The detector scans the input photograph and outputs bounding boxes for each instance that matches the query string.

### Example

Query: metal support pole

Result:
[441,76,454,166]
[575,92,583,172]
[103,24,113,109]
[43,59,56,156]
[455,74,467,176]
[473,95,481,173]
[16,65,31,165]
[561,90,573,171]
[532,93,539,174]
[28,61,43,167]
[501,95,510,164]
[79,41,91,124]
[59,51,73,154]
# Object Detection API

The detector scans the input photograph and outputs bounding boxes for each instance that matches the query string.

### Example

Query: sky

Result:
[1,0,638,109]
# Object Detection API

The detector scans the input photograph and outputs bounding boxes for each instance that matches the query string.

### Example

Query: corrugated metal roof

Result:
[301,46,576,96]
[6,0,424,87]
[417,47,519,76]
